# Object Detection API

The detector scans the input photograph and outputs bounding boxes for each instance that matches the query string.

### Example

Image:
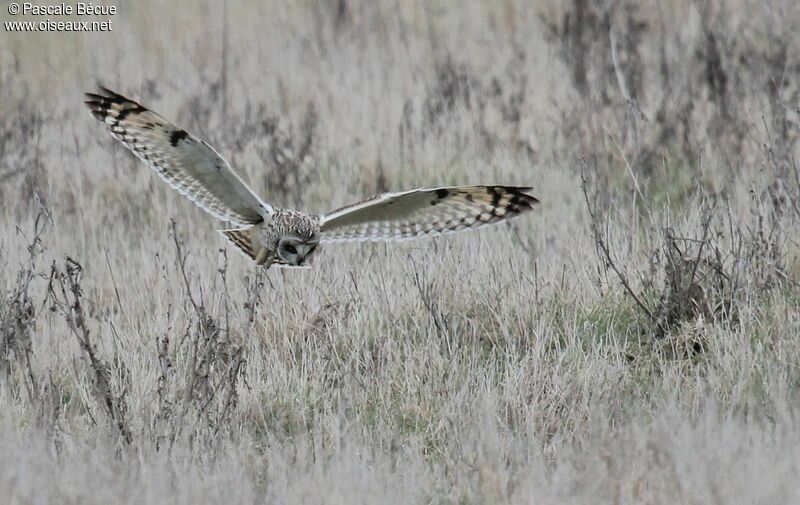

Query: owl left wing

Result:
[84,87,272,227]
[318,185,539,243]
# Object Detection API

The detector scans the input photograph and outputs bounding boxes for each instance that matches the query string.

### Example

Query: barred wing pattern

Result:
[84,87,272,226]
[319,185,539,243]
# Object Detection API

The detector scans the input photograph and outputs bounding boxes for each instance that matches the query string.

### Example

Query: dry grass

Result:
[3,0,800,502]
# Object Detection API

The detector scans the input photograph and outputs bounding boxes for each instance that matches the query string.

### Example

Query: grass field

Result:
[3,0,800,502]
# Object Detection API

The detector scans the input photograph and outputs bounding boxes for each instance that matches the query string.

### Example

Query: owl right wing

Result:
[318,185,539,243]
[84,87,272,227]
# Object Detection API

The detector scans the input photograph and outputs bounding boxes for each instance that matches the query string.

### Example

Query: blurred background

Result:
[2,1,800,503]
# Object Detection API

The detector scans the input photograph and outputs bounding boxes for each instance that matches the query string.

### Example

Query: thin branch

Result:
[581,159,656,322]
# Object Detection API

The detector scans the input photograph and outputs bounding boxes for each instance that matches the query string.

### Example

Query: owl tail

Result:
[218,227,271,265]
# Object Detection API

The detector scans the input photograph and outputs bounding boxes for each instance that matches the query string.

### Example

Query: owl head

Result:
[277,234,319,266]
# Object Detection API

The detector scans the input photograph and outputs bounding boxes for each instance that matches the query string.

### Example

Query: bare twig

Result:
[103,248,123,311]
[170,219,200,314]
[48,257,132,445]
[610,27,643,153]
[409,255,449,339]
[581,159,656,323]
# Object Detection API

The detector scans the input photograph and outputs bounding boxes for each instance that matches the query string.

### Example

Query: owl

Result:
[85,87,539,268]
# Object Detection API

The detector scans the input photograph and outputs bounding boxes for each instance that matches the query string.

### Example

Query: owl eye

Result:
[284,244,298,254]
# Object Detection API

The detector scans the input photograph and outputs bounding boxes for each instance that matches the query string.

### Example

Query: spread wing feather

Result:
[319,185,539,243]
[84,87,272,226]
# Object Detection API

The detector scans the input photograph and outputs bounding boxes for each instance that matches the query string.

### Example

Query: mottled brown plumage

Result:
[85,87,540,269]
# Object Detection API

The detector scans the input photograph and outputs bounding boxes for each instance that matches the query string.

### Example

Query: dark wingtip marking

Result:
[116,105,147,122]
[98,85,125,100]
[169,129,189,146]
[84,93,107,103]
[86,87,149,122]
[496,186,540,210]
[434,188,449,199]
[511,189,540,209]
[490,187,503,206]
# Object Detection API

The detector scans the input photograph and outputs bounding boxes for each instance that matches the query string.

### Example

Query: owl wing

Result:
[318,185,539,243]
[84,87,272,227]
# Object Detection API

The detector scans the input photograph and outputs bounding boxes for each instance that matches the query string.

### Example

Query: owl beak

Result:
[293,243,318,266]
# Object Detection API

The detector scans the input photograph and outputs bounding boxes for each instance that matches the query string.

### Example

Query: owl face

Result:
[277,235,319,266]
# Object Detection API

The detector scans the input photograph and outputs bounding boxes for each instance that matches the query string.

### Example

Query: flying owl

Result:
[84,87,539,268]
